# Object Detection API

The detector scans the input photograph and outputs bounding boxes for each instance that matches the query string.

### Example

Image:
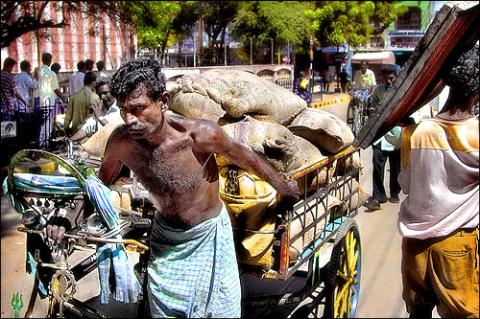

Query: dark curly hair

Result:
[442,44,479,97]
[110,59,166,101]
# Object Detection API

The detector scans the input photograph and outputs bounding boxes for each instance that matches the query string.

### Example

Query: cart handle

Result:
[17,227,149,252]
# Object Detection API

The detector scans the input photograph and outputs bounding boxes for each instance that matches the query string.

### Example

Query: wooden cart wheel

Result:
[325,221,361,318]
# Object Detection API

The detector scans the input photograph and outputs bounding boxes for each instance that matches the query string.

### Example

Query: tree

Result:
[231,1,315,49]
[1,1,129,49]
[120,1,200,63]
[306,1,402,47]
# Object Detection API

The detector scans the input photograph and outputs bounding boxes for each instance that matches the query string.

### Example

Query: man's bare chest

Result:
[124,142,205,196]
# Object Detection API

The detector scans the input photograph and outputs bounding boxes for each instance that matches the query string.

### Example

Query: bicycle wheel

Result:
[324,221,361,318]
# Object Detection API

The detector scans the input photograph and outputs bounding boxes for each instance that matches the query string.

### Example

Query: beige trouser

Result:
[401,227,479,318]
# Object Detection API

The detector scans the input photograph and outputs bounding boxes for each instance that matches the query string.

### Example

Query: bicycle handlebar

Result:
[17,226,149,252]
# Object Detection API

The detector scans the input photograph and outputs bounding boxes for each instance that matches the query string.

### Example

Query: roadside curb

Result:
[311,94,352,109]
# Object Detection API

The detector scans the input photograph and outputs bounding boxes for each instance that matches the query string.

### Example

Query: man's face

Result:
[385,73,396,88]
[97,84,115,108]
[361,62,368,73]
[118,85,167,140]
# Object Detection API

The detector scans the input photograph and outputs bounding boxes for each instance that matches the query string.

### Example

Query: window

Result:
[396,7,422,30]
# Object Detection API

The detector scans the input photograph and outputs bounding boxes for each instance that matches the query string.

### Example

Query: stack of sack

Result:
[80,69,365,269]
[169,69,363,269]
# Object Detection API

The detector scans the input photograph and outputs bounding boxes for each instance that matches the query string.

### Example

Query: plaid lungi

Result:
[148,205,241,318]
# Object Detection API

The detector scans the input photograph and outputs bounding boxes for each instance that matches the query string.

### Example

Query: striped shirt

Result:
[1,70,16,114]
[398,116,479,239]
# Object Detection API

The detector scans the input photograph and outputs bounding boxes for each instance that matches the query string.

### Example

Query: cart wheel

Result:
[325,221,361,318]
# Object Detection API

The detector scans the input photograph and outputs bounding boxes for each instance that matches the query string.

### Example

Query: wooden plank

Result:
[354,2,479,148]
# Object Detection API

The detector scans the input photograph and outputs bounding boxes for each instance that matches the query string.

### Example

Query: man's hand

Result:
[91,98,103,118]
[44,216,71,243]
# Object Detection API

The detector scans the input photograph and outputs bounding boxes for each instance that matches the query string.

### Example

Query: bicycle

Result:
[346,88,375,137]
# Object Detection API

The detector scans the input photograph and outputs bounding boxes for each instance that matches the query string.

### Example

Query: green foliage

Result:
[121,1,183,49]
[231,1,315,46]
[306,1,402,47]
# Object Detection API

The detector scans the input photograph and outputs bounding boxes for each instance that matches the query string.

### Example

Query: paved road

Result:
[1,99,439,318]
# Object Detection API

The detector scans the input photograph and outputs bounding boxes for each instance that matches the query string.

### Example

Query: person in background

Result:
[340,66,351,93]
[51,63,61,75]
[1,57,26,120]
[322,68,330,93]
[37,52,64,106]
[69,79,123,141]
[96,60,109,82]
[398,44,479,318]
[293,71,312,105]
[68,60,86,96]
[15,60,38,147]
[85,59,95,72]
[37,52,65,146]
[64,72,100,139]
[353,60,377,90]
[14,60,37,112]
[364,68,401,211]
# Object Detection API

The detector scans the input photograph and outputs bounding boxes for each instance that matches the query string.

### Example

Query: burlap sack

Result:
[336,151,362,175]
[218,166,277,269]
[331,179,369,218]
[288,108,354,154]
[219,117,298,172]
[81,122,122,158]
[169,69,306,125]
[289,194,341,264]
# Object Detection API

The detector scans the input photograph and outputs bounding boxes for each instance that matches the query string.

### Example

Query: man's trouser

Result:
[372,144,401,202]
[401,227,479,318]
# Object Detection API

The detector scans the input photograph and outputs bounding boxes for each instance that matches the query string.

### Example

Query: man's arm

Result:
[98,128,125,185]
[194,120,300,201]
[64,98,73,131]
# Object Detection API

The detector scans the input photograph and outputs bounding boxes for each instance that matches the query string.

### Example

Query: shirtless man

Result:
[98,59,299,317]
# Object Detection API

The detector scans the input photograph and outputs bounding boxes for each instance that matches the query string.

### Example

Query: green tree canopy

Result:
[230,1,315,48]
[306,1,402,47]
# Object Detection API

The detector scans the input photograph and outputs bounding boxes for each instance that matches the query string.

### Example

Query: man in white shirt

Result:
[353,60,377,90]
[68,60,86,96]
[37,52,65,146]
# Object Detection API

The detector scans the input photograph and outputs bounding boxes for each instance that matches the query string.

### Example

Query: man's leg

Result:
[401,237,436,318]
[429,228,479,318]
[388,149,401,202]
[372,145,388,203]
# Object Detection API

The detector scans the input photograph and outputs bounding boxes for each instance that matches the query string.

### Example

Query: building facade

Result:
[1,2,137,73]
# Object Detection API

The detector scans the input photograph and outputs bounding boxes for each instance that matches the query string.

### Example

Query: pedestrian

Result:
[69,79,123,141]
[37,52,65,146]
[398,44,479,318]
[64,72,100,139]
[37,52,65,107]
[69,60,86,96]
[15,60,38,147]
[353,60,377,90]
[364,68,401,211]
[294,71,312,105]
[96,60,109,82]
[322,69,330,92]
[340,67,351,93]
[47,59,300,318]
[51,63,61,74]
[1,57,26,120]
[85,59,95,72]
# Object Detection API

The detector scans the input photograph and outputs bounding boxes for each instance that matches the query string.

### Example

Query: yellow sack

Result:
[219,166,277,269]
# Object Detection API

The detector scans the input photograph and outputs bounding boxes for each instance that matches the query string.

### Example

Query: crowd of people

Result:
[0,52,113,148]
